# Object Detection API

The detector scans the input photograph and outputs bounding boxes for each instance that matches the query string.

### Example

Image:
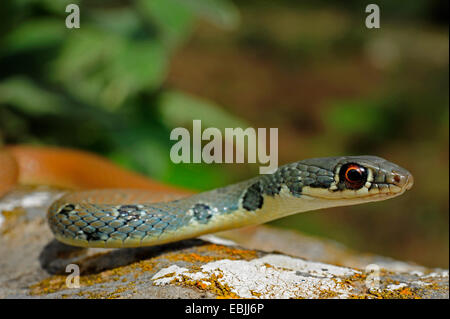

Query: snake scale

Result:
[40,154,413,248]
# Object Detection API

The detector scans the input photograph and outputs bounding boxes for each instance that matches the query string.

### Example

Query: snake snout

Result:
[389,168,414,191]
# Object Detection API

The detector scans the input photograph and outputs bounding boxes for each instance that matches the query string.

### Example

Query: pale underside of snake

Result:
[0,146,413,248]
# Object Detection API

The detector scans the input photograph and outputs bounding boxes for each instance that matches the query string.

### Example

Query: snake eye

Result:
[339,163,367,190]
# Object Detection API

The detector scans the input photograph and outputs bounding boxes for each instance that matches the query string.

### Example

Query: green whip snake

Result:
[45,155,413,248]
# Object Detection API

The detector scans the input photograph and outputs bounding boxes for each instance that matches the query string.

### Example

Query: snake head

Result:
[290,155,414,204]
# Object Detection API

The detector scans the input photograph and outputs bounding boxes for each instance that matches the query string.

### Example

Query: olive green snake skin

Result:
[48,156,413,248]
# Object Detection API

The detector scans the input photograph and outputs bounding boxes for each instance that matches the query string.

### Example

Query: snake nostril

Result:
[393,174,401,183]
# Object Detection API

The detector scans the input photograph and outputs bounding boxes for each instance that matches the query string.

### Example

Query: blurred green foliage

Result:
[0,0,244,189]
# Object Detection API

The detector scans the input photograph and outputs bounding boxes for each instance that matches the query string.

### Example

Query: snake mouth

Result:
[405,174,414,191]
[306,190,404,201]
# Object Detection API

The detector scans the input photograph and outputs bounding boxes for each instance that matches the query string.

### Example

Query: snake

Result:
[0,145,413,248]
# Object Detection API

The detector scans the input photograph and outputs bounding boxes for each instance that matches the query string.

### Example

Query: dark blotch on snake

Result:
[58,204,75,216]
[242,182,264,211]
[192,203,212,224]
[118,205,139,213]
[85,231,107,242]
[259,175,282,196]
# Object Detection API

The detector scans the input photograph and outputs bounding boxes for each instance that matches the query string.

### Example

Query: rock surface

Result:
[0,187,448,299]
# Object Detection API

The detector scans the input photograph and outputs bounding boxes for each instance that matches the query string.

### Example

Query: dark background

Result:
[0,0,448,268]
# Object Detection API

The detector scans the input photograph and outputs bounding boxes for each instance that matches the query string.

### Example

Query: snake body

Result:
[43,154,413,248]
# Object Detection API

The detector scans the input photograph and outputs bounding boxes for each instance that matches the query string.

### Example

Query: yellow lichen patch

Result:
[1,207,26,235]
[340,270,427,299]
[195,244,259,261]
[340,272,367,289]
[1,207,26,220]
[29,275,67,295]
[135,259,157,273]
[321,271,420,299]
[29,258,157,297]
[29,271,118,296]
[338,269,423,299]
[104,283,137,299]
[165,252,221,264]
[73,284,136,299]
[171,271,240,299]
[250,290,262,298]
[398,287,414,296]
[162,243,259,266]
[317,287,340,299]
[367,286,421,299]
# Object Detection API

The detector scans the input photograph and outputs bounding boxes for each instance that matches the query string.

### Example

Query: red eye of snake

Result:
[339,163,368,190]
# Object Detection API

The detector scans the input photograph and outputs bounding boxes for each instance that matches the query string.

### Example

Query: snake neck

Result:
[184,173,333,232]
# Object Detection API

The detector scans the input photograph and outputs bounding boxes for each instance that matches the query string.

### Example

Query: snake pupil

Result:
[347,169,361,181]
[339,163,367,190]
